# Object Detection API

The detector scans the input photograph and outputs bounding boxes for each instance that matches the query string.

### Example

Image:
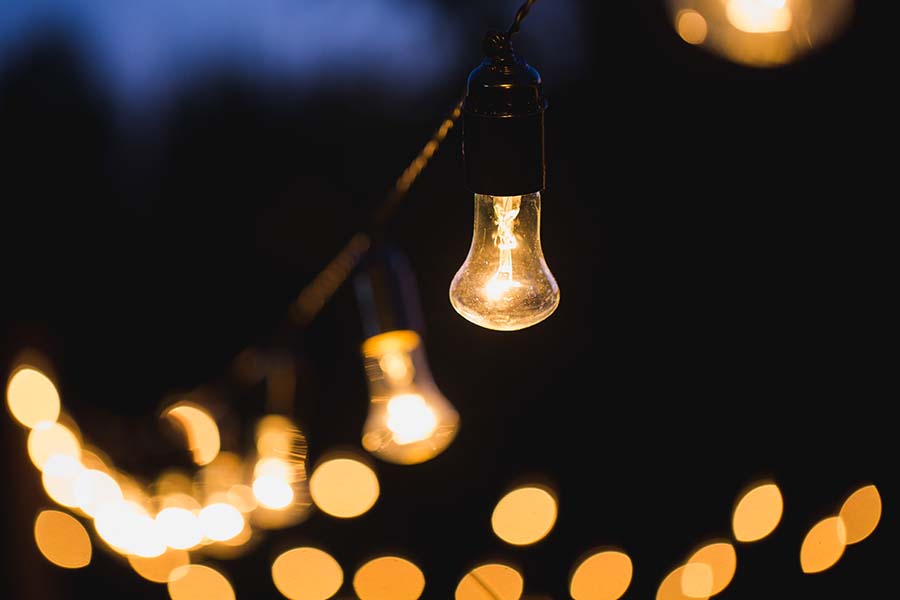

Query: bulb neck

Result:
[353,245,425,340]
[463,31,547,197]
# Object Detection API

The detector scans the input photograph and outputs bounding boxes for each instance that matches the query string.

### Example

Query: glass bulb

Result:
[360,330,459,465]
[450,193,559,331]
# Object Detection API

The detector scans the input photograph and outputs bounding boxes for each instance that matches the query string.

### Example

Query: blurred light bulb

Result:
[360,331,459,464]
[668,0,855,67]
[450,193,559,331]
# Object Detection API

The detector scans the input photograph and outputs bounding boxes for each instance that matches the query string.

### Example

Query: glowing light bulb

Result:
[360,331,459,464]
[450,193,559,330]
[453,33,559,330]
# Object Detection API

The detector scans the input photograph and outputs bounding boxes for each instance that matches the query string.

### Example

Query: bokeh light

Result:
[198,503,244,542]
[156,507,203,550]
[676,10,708,45]
[128,548,190,583]
[569,550,633,600]
[168,564,235,600]
[27,421,81,470]
[491,485,557,546]
[74,469,123,517]
[256,414,296,457]
[800,516,846,574]
[41,454,85,507]
[7,366,60,428]
[656,565,697,600]
[679,562,713,599]
[840,484,881,544]
[732,482,783,542]
[164,402,221,466]
[353,556,425,600]
[310,457,379,519]
[34,510,92,569]
[272,547,344,600]
[666,0,855,67]
[456,564,523,600]
[95,500,166,558]
[253,457,296,510]
[685,542,736,596]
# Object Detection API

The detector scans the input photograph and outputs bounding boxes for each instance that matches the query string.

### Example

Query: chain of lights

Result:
[6,369,884,598]
[4,0,873,598]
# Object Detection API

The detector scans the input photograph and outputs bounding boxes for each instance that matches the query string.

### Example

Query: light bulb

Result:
[668,0,855,67]
[450,192,558,331]
[360,330,459,464]
[454,32,559,331]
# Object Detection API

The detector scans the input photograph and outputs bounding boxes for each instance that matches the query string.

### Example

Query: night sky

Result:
[1,1,891,599]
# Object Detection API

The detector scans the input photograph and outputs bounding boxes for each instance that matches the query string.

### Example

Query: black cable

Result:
[508,0,541,37]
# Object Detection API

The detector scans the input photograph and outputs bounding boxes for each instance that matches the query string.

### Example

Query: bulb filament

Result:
[486,195,522,300]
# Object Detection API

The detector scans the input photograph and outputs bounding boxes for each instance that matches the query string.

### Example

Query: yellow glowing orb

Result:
[840,484,881,544]
[272,547,343,600]
[456,563,523,600]
[34,510,92,569]
[353,556,425,600]
[685,542,736,596]
[732,482,783,542]
[7,367,60,429]
[569,550,633,600]
[310,457,379,519]
[168,564,235,600]
[27,421,80,471]
[800,516,847,574]
[491,485,558,546]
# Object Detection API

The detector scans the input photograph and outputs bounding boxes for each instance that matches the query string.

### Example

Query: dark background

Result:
[1,1,891,598]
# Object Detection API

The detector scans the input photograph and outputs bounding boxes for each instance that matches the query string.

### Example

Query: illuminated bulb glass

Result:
[450,193,559,331]
[361,331,459,464]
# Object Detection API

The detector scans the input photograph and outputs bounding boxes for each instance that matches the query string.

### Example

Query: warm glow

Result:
[256,414,296,457]
[732,482,783,542]
[27,421,80,470]
[840,484,881,544]
[41,454,85,507]
[73,469,123,517]
[252,476,294,509]
[680,562,713,599]
[491,485,558,546]
[656,565,698,600]
[7,367,60,428]
[34,510,92,569]
[676,10,708,44]
[801,516,847,573]
[353,556,426,600]
[198,503,244,542]
[726,0,792,33]
[361,330,459,465]
[168,564,235,600]
[156,507,203,550]
[387,394,438,444]
[95,500,165,557]
[253,457,296,509]
[272,547,344,600]
[165,402,221,466]
[227,484,258,513]
[569,550,633,600]
[128,548,190,583]
[450,193,559,331]
[686,542,736,596]
[310,457,379,518]
[456,563,523,600]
